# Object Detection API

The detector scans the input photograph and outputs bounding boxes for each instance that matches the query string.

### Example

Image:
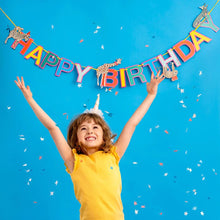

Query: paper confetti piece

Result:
[51,25,54,29]
[155,125,159,128]
[160,213,163,215]
[39,156,42,160]
[115,91,118,95]
[135,210,139,214]
[133,162,138,164]
[164,173,168,176]
[197,94,202,97]
[159,163,164,166]
[145,45,149,47]
[77,83,82,88]
[149,128,152,133]
[55,181,58,185]
[187,168,192,172]
[20,137,25,141]
[179,100,184,103]
[180,89,184,93]
[22,164,27,167]
[184,212,188,216]
[141,205,145,208]
[192,206,197,211]
[134,201,137,205]
[199,71,202,76]
[63,113,68,119]
[50,192,54,196]
[174,150,178,152]
[101,45,104,49]
[189,118,192,122]
[96,26,101,29]
[80,39,84,43]
[192,114,196,118]
[148,184,151,189]
[182,104,187,108]
[7,106,11,110]
[33,201,37,204]
[94,30,98,34]
[120,26,123,30]
[40,137,44,141]
[164,130,169,134]
[200,211,204,216]
[24,148,27,152]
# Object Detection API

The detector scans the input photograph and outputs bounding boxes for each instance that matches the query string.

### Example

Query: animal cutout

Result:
[163,62,178,81]
[193,4,208,28]
[96,59,122,87]
[5,26,30,49]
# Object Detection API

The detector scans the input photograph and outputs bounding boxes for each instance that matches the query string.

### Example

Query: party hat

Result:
[84,94,104,118]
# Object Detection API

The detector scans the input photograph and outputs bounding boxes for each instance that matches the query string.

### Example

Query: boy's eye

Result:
[93,126,98,129]
[81,127,86,131]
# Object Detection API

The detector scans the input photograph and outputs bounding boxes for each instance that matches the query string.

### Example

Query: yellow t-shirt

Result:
[64,146,124,220]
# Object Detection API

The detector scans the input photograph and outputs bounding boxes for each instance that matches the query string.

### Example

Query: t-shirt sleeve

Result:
[64,148,78,175]
[110,146,120,164]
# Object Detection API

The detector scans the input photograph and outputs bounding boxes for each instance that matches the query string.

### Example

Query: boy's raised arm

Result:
[114,71,165,159]
[15,77,74,169]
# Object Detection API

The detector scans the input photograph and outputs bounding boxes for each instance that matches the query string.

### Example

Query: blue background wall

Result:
[0,0,220,219]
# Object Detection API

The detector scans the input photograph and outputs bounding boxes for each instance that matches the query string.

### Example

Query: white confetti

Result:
[55,181,58,185]
[199,71,202,76]
[192,114,196,118]
[20,138,25,141]
[94,30,98,34]
[179,100,184,103]
[187,168,192,172]
[192,206,197,211]
[7,106,11,110]
[40,137,44,141]
[22,164,27,167]
[180,89,184,93]
[182,104,187,108]
[148,184,151,189]
[50,192,54,196]
[197,164,201,167]
[135,210,139,214]
[96,26,101,29]
[149,128,152,133]
[202,177,205,181]
[101,45,104,49]
[51,25,54,29]
[164,173,168,176]
[120,26,123,30]
[184,212,188,216]
[200,211,204,216]
[133,162,138,164]
[155,125,160,128]
[77,83,82,88]
[24,148,27,152]
[197,94,202,97]
[26,169,30,173]
[185,150,188,155]
[177,83,180,89]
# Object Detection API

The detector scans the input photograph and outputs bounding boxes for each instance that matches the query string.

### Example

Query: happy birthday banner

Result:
[1,1,219,88]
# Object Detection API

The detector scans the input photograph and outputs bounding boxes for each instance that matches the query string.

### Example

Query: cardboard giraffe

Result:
[96,58,122,87]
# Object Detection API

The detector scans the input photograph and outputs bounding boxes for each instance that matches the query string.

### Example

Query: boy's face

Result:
[77,119,104,150]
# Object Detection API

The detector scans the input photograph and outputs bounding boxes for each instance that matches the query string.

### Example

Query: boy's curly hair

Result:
[67,113,116,155]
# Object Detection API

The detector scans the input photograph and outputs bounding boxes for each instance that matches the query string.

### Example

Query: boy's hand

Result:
[15,76,33,100]
[147,71,165,96]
